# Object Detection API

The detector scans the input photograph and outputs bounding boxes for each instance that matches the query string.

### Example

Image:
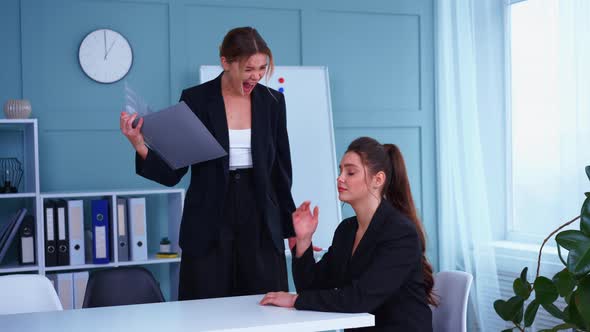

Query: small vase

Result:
[160,243,171,253]
[3,99,32,119]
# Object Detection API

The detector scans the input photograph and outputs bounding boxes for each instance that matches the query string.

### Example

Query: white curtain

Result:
[436,0,505,330]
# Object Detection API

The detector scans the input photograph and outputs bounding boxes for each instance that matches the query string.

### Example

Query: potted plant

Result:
[493,167,590,331]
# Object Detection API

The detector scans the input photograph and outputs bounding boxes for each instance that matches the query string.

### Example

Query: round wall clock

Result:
[78,28,133,83]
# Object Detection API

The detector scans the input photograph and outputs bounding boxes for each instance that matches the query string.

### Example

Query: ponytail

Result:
[382,144,437,306]
[346,137,437,306]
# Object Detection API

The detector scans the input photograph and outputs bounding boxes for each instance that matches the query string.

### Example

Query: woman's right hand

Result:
[292,201,319,256]
[120,112,144,147]
[120,111,148,159]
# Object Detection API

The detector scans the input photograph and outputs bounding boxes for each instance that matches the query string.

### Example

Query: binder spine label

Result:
[95,226,107,259]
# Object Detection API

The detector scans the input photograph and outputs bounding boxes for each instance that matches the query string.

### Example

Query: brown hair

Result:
[219,27,274,79]
[346,137,437,306]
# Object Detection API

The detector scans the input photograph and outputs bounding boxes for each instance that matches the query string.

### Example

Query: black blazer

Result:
[136,74,296,255]
[293,200,432,332]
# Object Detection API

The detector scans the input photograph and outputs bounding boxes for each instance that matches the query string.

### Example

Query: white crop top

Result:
[228,129,253,170]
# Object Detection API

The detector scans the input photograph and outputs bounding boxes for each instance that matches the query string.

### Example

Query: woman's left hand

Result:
[259,292,298,308]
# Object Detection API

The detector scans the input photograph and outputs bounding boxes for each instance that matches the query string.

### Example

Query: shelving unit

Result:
[0,119,40,275]
[0,119,184,301]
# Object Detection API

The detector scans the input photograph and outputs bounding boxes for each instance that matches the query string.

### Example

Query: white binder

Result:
[73,271,89,309]
[128,197,148,261]
[67,200,85,265]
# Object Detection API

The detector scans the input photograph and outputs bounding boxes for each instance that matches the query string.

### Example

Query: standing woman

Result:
[119,27,296,300]
[261,137,436,331]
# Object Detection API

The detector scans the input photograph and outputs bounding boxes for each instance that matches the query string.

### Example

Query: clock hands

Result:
[103,30,107,59]
[105,38,117,60]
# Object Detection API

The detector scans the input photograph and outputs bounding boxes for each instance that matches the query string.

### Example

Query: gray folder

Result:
[140,101,227,170]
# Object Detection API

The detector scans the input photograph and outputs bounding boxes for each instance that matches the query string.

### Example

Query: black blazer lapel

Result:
[250,86,266,172]
[206,74,229,181]
[350,201,388,269]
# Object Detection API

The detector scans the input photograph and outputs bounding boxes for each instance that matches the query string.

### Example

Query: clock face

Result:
[78,29,133,84]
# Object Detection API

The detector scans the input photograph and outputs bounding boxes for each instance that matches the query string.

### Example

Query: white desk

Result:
[0,294,374,332]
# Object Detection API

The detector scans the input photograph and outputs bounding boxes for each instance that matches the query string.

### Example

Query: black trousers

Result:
[178,168,288,300]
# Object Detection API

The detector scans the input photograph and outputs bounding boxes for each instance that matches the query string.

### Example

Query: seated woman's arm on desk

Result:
[296,223,419,313]
[261,217,420,313]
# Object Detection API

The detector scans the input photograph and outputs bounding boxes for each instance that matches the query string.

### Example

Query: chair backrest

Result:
[82,266,165,308]
[0,274,63,315]
[431,270,473,332]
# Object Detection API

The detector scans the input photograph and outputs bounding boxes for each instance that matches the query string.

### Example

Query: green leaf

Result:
[513,278,531,299]
[564,295,586,328]
[575,276,590,328]
[524,299,539,327]
[585,165,590,182]
[552,269,576,298]
[501,329,513,332]
[585,192,590,198]
[566,245,590,277]
[494,297,525,322]
[555,230,590,251]
[542,302,565,320]
[494,300,511,321]
[581,196,590,236]
[520,267,528,283]
[555,230,590,277]
[534,277,559,305]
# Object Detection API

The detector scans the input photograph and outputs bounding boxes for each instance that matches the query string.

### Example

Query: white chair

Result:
[431,270,473,332]
[0,274,63,315]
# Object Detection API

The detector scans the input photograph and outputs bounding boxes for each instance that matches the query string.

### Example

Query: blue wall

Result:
[1,0,438,268]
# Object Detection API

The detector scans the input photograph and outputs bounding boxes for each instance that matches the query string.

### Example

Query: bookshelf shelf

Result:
[43,256,181,272]
[0,193,37,199]
[0,265,39,274]
[117,256,181,267]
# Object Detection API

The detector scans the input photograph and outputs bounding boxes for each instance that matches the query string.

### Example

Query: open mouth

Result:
[242,81,256,94]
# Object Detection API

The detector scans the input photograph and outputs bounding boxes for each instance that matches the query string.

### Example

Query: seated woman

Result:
[260,136,436,331]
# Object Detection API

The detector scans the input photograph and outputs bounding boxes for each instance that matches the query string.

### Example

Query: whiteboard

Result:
[200,66,341,249]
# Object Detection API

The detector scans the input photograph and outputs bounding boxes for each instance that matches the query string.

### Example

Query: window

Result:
[508,0,590,242]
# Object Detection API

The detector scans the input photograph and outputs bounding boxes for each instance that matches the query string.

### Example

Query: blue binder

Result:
[91,199,110,264]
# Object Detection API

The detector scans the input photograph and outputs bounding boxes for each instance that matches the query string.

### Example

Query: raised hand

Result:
[293,201,319,241]
[292,201,319,257]
[119,111,147,158]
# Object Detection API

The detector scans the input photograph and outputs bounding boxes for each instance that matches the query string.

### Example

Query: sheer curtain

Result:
[436,0,504,330]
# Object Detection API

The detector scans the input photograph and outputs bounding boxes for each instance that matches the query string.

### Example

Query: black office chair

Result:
[82,266,165,308]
